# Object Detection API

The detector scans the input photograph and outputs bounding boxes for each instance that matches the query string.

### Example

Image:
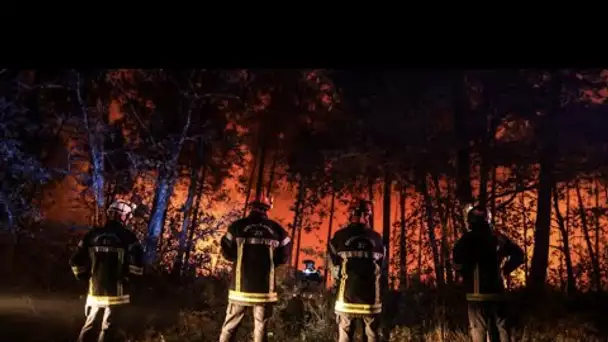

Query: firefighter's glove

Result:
[503,274,513,290]
[330,266,340,280]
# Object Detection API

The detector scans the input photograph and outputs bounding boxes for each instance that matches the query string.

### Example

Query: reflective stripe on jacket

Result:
[329,223,385,315]
[70,220,144,306]
[220,213,291,305]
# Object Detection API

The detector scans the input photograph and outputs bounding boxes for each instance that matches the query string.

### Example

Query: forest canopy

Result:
[2,68,608,295]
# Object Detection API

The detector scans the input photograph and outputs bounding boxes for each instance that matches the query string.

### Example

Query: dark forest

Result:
[1,69,608,341]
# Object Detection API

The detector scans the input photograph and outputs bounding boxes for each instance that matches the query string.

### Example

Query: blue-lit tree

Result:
[119,69,244,265]
[0,71,51,236]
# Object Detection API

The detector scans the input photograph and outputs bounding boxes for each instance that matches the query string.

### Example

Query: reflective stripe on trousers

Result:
[77,304,126,342]
[336,313,380,342]
[219,302,274,342]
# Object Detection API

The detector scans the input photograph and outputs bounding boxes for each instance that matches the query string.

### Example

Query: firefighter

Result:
[70,199,145,342]
[219,195,291,342]
[297,260,323,299]
[453,204,525,342]
[328,199,385,342]
[300,260,322,282]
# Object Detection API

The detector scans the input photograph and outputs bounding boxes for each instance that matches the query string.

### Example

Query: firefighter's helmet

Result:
[350,198,372,218]
[465,204,492,227]
[249,195,274,211]
[303,259,316,269]
[107,200,136,221]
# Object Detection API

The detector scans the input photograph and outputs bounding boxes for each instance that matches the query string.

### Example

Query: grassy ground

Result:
[1,233,606,342]
[1,276,607,342]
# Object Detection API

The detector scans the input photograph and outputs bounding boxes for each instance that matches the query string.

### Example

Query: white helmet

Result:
[107,200,136,219]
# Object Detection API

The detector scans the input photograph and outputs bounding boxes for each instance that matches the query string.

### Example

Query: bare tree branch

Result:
[493,183,540,211]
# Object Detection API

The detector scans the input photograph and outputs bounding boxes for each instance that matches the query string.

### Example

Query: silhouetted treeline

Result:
[2,68,608,297]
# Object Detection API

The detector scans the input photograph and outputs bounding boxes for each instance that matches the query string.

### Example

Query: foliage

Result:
[4,68,608,339]
[0,72,51,232]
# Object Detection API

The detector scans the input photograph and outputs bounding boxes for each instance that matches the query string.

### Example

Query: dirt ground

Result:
[0,293,82,341]
[0,292,182,342]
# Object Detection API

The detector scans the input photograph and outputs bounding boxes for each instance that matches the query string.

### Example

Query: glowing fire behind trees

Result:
[41,131,608,291]
[41,153,608,290]
[32,69,608,293]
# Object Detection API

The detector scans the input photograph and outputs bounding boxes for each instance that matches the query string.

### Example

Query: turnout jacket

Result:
[70,220,144,307]
[453,227,524,302]
[220,212,291,305]
[328,223,385,315]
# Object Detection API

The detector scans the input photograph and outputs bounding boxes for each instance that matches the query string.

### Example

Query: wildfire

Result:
[36,69,608,291]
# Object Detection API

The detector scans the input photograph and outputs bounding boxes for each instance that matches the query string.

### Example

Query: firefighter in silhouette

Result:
[328,199,385,342]
[219,195,291,342]
[297,260,323,299]
[453,204,525,342]
[70,199,145,342]
[301,260,322,283]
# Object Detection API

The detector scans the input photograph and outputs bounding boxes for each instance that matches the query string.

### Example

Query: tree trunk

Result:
[417,208,423,281]
[172,140,204,277]
[243,151,258,218]
[478,155,489,208]
[450,178,466,239]
[254,128,267,202]
[323,185,336,287]
[399,183,407,290]
[157,205,171,258]
[452,72,474,205]
[419,175,444,286]
[553,182,576,296]
[444,181,456,244]
[480,109,498,211]
[293,193,306,275]
[451,203,460,242]
[146,174,173,264]
[528,146,554,291]
[558,252,565,292]
[183,159,207,274]
[104,180,116,212]
[294,212,305,273]
[529,73,560,292]
[432,174,453,285]
[382,172,392,291]
[368,178,375,226]
[76,72,105,226]
[266,145,279,198]
[490,165,497,225]
[145,108,192,265]
[575,179,602,292]
[593,178,602,287]
[290,178,306,271]
[520,188,529,283]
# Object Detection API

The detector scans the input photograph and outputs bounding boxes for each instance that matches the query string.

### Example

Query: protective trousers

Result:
[219,302,273,342]
[77,304,126,342]
[467,301,510,342]
[336,313,380,342]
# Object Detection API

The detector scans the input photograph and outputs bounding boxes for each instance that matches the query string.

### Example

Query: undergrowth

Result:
[1,230,607,342]
[129,273,608,342]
